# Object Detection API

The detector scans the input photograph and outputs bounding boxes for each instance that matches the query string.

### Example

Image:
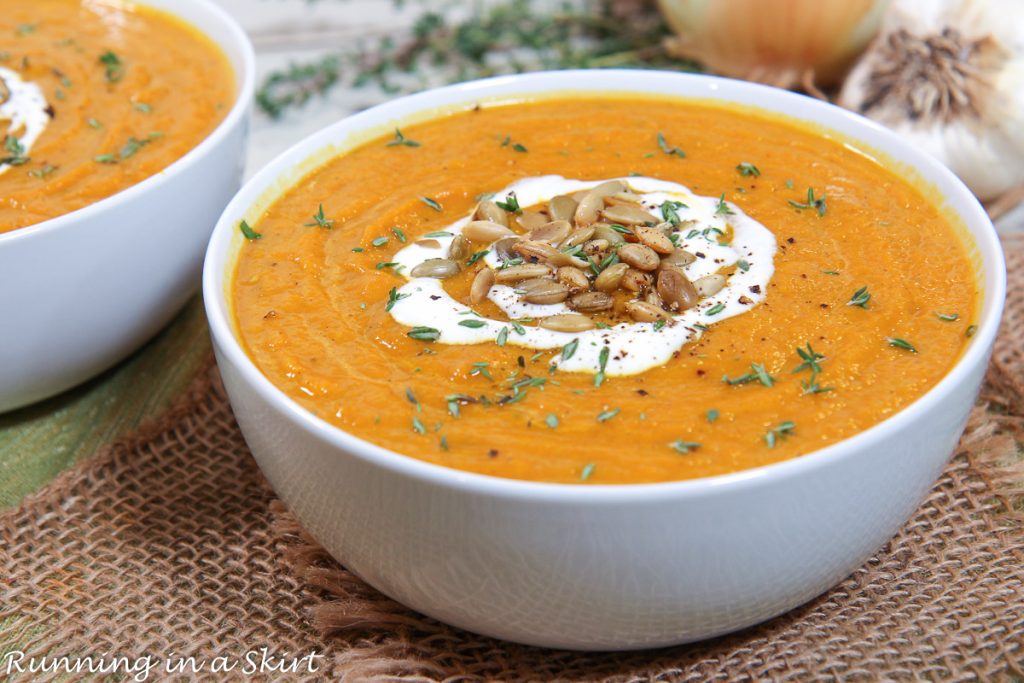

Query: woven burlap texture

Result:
[2,238,1023,681]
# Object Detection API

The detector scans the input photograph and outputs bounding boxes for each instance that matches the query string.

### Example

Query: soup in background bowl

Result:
[0,0,254,411]
[204,71,1004,649]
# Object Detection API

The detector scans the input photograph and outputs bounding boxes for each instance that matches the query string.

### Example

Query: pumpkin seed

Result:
[410,258,460,279]
[539,313,596,333]
[621,268,653,292]
[557,266,591,293]
[513,240,561,263]
[625,300,671,322]
[561,225,596,248]
[593,223,627,245]
[601,204,660,225]
[659,249,697,269]
[694,274,727,297]
[463,220,516,242]
[569,291,614,312]
[470,267,495,304]
[475,200,508,227]
[644,289,663,307]
[634,225,674,254]
[494,263,552,283]
[609,191,644,204]
[618,243,660,271]
[583,238,611,260]
[548,195,578,222]
[519,278,570,305]
[594,262,629,292]
[493,236,521,260]
[447,234,470,260]
[657,268,699,311]
[574,192,604,227]
[528,220,572,245]
[516,210,549,231]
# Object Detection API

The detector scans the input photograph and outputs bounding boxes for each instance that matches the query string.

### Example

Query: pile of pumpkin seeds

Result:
[408,180,729,332]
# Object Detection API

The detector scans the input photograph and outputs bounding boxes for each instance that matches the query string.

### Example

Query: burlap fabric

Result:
[1,239,1022,681]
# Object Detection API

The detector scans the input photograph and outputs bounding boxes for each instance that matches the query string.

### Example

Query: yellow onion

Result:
[657,0,890,88]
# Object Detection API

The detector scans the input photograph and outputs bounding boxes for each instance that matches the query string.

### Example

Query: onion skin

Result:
[657,0,890,88]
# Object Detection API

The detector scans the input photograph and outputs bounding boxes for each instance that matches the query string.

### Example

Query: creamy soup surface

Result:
[0,0,234,232]
[232,96,978,484]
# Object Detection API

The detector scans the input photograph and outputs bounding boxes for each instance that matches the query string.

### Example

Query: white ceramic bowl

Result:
[204,71,1005,650]
[0,0,254,412]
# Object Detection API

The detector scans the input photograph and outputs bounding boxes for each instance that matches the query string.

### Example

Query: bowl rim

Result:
[0,0,256,247]
[203,69,1006,503]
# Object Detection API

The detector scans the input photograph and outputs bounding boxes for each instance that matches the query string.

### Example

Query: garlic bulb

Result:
[657,0,890,88]
[839,0,1024,201]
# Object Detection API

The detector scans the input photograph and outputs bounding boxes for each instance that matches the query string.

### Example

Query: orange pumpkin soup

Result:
[0,0,234,233]
[231,97,978,485]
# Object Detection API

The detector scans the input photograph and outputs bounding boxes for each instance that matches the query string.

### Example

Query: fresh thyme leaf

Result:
[27,163,57,179]
[93,154,117,164]
[936,312,959,322]
[467,249,489,266]
[656,131,685,158]
[593,346,610,387]
[408,326,441,341]
[469,361,492,380]
[1,135,28,165]
[715,193,734,216]
[412,416,426,434]
[751,363,774,387]
[545,413,559,429]
[392,227,407,243]
[385,287,409,312]
[792,343,825,375]
[737,259,750,272]
[496,326,509,346]
[660,199,687,226]
[706,408,719,423]
[669,440,701,454]
[133,102,151,113]
[596,407,619,422]
[16,23,35,36]
[653,319,667,331]
[764,421,795,448]
[788,186,827,217]
[371,236,389,247]
[847,286,871,309]
[459,319,487,328]
[561,338,579,361]
[736,162,760,177]
[256,55,340,119]
[405,387,419,405]
[512,142,528,153]
[580,462,596,481]
[705,302,726,316]
[99,50,123,83]
[887,337,917,353]
[822,269,840,276]
[87,117,102,129]
[239,219,261,240]
[495,192,521,213]
[419,196,442,212]
[386,128,421,147]
[304,203,335,229]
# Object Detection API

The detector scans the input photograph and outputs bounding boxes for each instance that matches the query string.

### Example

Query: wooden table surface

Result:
[2,0,1022,509]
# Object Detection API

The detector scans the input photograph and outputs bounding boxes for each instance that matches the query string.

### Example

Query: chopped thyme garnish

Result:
[412,416,426,434]
[765,421,795,447]
[545,414,559,429]
[405,387,419,406]
[593,346,609,387]
[385,287,409,312]
[459,319,486,328]
[392,227,407,243]
[737,259,750,272]
[351,247,364,253]
[714,193,734,216]
[936,312,959,322]
[887,337,918,353]
[660,199,687,226]
[304,203,335,229]
[495,193,521,213]
[239,219,261,240]
[466,249,489,266]
[407,326,440,341]
[469,361,492,380]
[792,343,824,375]
[705,302,726,316]
[423,231,453,238]
[99,50,124,82]
[419,196,443,211]
[496,326,509,346]
[440,436,449,450]
[500,135,528,153]
[561,338,579,361]
[376,261,403,273]
[736,162,760,177]
[596,407,620,422]
[94,133,161,164]
[371,236,389,247]
[788,186,827,217]
[706,408,719,423]
[656,131,685,158]
[94,154,117,164]
[87,117,102,129]
[580,462,596,481]
[1,135,29,166]
[386,128,420,147]
[723,363,774,387]
[669,440,701,454]
[847,286,871,309]
[133,102,151,113]
[653,319,667,331]
[27,163,57,179]
[822,269,840,276]
[15,23,36,36]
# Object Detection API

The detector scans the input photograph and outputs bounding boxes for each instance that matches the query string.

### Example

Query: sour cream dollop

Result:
[388,176,777,376]
[0,67,49,176]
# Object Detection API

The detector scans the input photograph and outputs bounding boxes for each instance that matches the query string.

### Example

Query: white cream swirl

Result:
[388,176,776,376]
[0,66,49,176]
